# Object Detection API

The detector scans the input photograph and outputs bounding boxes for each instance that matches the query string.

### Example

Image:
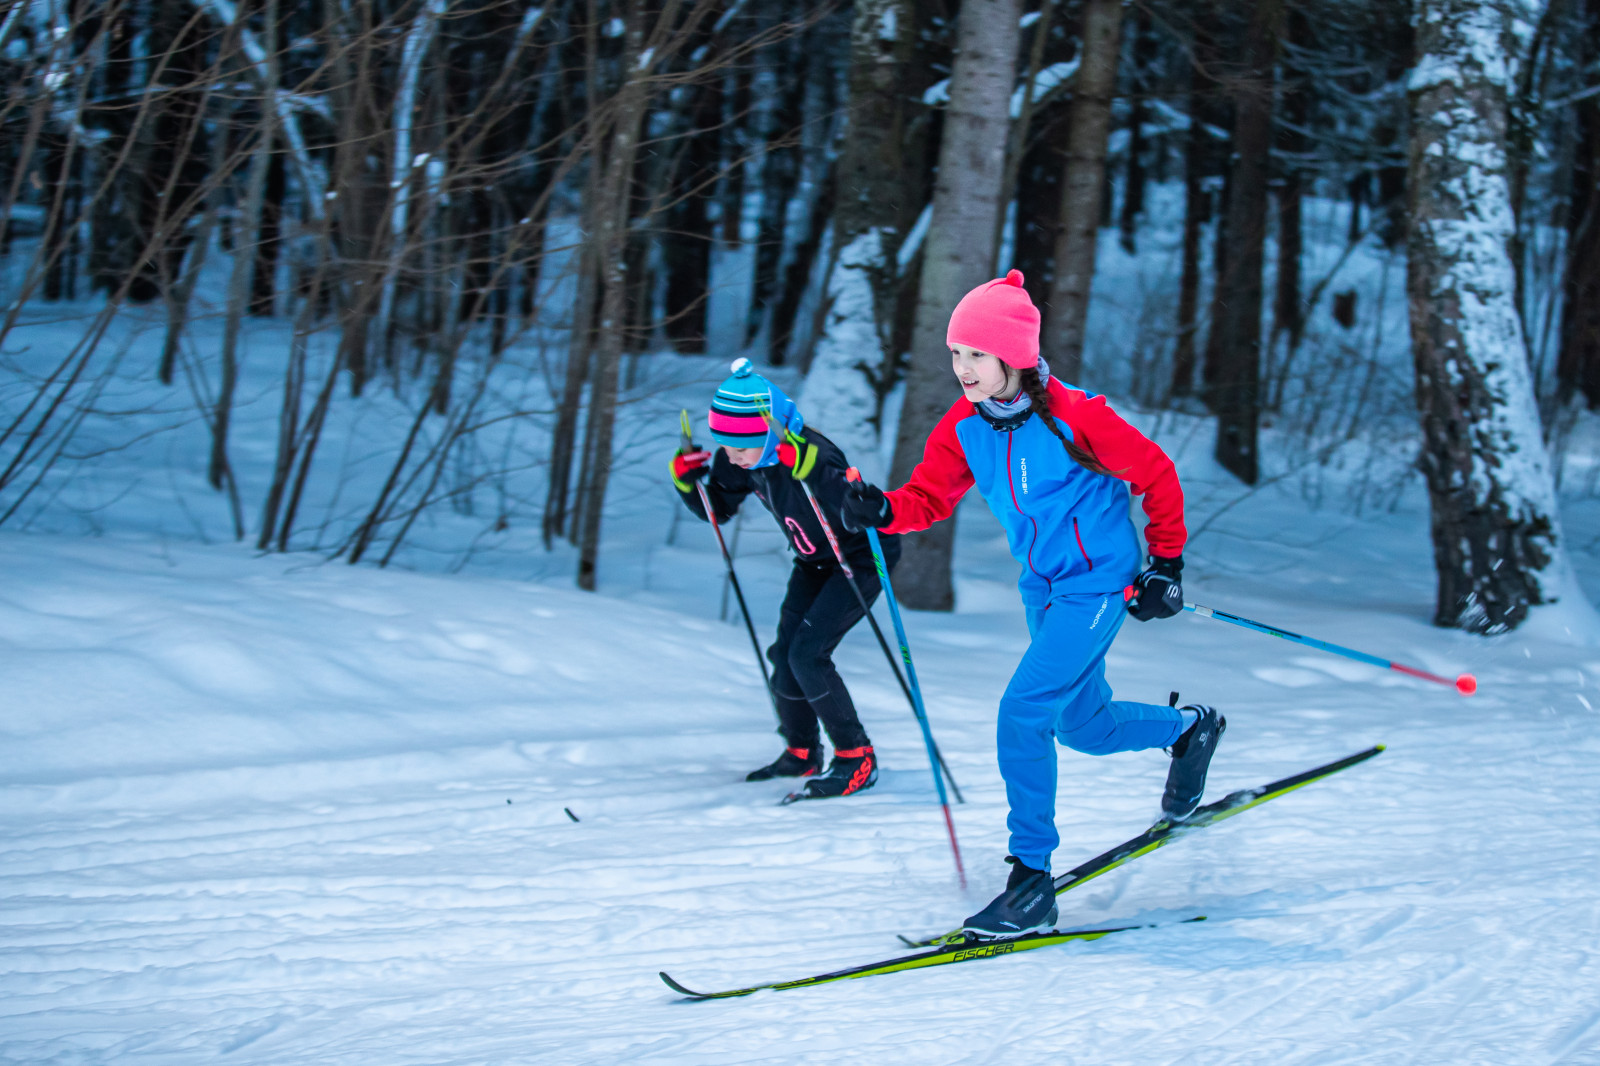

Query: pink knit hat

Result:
[946,269,1040,369]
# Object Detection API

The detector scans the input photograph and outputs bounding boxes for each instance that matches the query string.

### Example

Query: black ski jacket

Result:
[677,428,899,574]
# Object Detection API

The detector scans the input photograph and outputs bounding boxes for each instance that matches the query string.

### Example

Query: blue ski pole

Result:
[1124,585,1478,696]
[847,467,966,889]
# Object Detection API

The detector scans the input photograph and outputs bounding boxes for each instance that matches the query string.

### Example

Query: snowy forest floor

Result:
[4,393,1600,1062]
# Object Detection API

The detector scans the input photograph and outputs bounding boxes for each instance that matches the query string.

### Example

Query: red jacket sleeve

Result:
[881,400,976,534]
[1052,380,1188,558]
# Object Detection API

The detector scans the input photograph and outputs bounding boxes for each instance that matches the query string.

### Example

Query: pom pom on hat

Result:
[946,269,1041,369]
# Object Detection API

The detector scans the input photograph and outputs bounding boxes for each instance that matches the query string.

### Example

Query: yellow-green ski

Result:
[659,917,1204,1000]
[904,744,1385,949]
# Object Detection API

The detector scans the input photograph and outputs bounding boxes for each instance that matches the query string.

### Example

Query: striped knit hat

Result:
[708,358,804,468]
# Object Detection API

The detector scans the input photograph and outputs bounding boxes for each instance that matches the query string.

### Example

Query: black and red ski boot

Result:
[786,745,877,801]
[746,746,824,782]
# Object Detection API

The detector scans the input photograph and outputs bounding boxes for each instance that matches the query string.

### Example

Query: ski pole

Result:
[1131,587,1478,696]
[680,411,780,718]
[794,475,964,803]
[846,467,966,889]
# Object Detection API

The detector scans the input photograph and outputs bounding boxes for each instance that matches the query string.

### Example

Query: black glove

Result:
[840,480,893,533]
[1126,554,1183,621]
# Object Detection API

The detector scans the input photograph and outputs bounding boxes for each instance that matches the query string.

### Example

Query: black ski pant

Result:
[767,557,887,754]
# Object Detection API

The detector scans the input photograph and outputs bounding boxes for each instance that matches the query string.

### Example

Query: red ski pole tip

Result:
[1455,673,1477,696]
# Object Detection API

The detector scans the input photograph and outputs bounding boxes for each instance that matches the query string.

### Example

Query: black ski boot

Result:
[788,745,877,800]
[1162,705,1226,821]
[746,746,823,782]
[962,856,1058,939]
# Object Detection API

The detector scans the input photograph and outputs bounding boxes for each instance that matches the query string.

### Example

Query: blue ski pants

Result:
[1000,592,1186,872]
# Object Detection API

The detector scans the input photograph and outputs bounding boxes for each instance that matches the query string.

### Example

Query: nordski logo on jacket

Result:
[1019,457,1029,495]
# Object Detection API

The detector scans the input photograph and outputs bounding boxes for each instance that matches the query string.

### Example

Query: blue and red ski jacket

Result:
[883,378,1186,608]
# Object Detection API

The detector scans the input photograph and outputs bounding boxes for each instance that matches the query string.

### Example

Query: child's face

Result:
[723,445,764,468]
[951,343,1015,402]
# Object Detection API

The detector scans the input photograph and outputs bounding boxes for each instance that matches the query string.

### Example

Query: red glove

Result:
[670,448,711,492]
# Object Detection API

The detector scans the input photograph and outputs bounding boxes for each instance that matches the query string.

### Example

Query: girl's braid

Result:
[1017,367,1116,477]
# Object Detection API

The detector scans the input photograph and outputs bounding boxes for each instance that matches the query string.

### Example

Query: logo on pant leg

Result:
[1089,595,1108,630]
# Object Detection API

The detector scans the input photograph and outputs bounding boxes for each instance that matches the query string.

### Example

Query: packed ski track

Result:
[4,441,1600,1064]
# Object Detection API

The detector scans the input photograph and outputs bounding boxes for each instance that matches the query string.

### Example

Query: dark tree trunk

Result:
[1208,0,1283,485]
[661,75,721,353]
[768,159,835,364]
[1013,99,1070,312]
[1041,0,1124,384]
[1118,6,1153,255]
[1199,161,1232,405]
[1559,0,1600,408]
[719,62,750,247]
[1347,173,1366,245]
[1373,1,1414,251]
[1173,20,1218,400]
[40,135,75,302]
[746,17,808,347]
[251,142,286,316]
[1270,5,1310,359]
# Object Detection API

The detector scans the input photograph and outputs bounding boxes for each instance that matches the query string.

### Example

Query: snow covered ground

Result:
[6,188,1600,1061]
[5,417,1600,1063]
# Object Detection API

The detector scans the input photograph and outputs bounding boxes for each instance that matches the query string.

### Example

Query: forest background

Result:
[3,0,1599,638]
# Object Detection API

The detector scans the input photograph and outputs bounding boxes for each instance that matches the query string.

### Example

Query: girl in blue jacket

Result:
[841,271,1224,938]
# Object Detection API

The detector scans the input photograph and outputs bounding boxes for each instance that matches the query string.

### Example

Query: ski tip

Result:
[779,791,803,806]
[659,972,709,999]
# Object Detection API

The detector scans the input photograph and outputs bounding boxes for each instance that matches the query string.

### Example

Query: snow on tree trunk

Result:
[1405,0,1582,634]
[798,230,891,480]
[799,0,911,479]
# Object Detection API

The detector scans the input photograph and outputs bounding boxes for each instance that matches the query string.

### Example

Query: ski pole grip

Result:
[846,467,861,484]
[1122,585,1135,602]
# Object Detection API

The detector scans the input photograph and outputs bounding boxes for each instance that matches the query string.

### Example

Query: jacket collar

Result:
[973,356,1050,432]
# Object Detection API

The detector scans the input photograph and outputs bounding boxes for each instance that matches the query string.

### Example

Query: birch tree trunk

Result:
[374,0,447,368]
[1406,0,1572,633]
[887,0,1021,611]
[576,12,652,591]
[1040,0,1123,385]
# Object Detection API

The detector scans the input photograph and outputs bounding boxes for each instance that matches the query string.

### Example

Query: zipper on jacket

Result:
[1006,435,1049,593]
[1072,516,1093,570]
